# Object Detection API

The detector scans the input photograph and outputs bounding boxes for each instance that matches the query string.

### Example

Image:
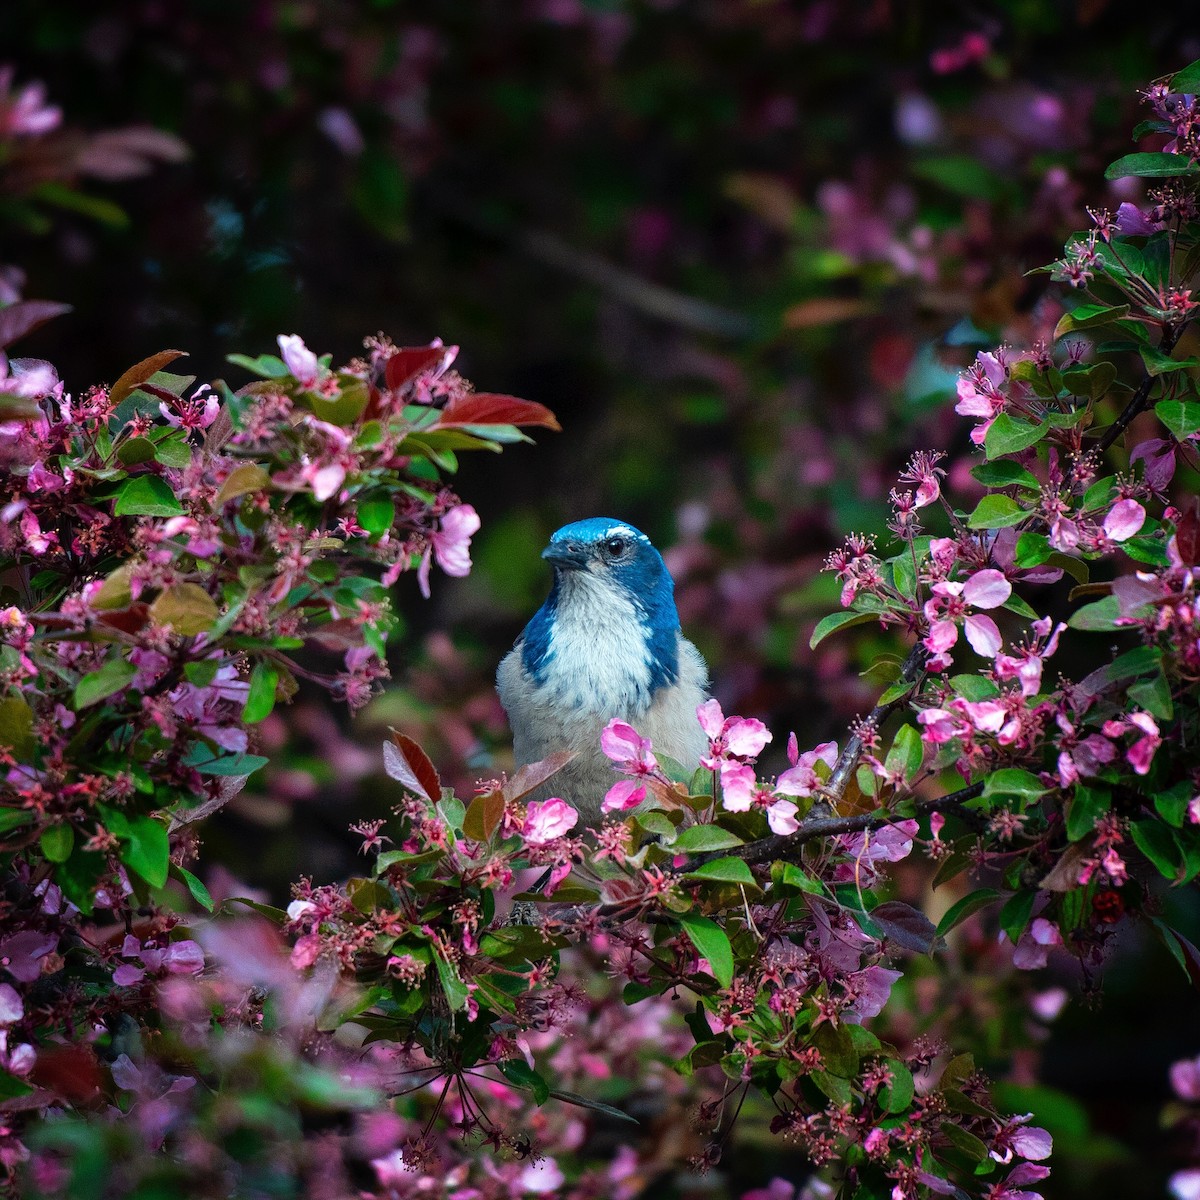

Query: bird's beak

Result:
[542,541,589,570]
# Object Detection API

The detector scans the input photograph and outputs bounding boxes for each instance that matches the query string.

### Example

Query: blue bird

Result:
[497,518,709,825]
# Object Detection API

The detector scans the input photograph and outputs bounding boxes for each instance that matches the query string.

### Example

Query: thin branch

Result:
[1096,323,1182,454]
[729,781,986,868]
[825,641,928,805]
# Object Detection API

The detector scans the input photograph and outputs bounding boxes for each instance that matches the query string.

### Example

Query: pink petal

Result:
[600,780,646,813]
[696,698,725,739]
[964,613,1002,657]
[724,716,772,757]
[1103,499,1145,543]
[962,568,1012,609]
[718,761,757,811]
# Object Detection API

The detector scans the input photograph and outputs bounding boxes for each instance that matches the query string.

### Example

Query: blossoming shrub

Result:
[0,325,557,1189]
[4,59,1200,1200]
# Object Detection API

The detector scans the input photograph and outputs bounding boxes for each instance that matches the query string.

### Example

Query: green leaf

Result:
[1053,303,1130,337]
[673,825,744,852]
[999,891,1036,944]
[880,1060,915,1113]
[0,1065,34,1102]
[1172,59,1200,92]
[546,1088,639,1124]
[970,460,1040,490]
[242,662,279,723]
[935,889,1001,937]
[966,494,1026,530]
[1141,346,1200,377]
[1128,671,1174,722]
[498,1058,550,1104]
[1155,399,1200,439]
[1105,152,1200,180]
[685,857,757,886]
[1131,819,1182,880]
[1155,782,1194,829]
[678,913,734,988]
[119,815,170,887]
[171,864,214,912]
[154,437,194,469]
[811,1020,859,1077]
[226,352,290,378]
[1068,594,1124,631]
[1066,785,1110,842]
[184,747,270,776]
[113,474,184,517]
[116,436,157,465]
[150,583,219,636]
[357,496,396,539]
[0,695,35,759]
[884,725,924,784]
[809,610,879,649]
[940,1121,990,1162]
[983,768,1048,803]
[433,948,470,1011]
[40,824,75,863]
[74,658,137,708]
[984,414,1048,459]
[771,860,826,895]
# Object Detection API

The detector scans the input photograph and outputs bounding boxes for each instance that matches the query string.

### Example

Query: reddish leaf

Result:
[1176,499,1200,566]
[462,789,506,842]
[0,300,72,349]
[504,750,575,803]
[383,731,441,802]
[870,900,941,954]
[30,1045,102,1104]
[438,392,561,431]
[384,347,445,391]
[109,349,188,406]
[96,603,150,636]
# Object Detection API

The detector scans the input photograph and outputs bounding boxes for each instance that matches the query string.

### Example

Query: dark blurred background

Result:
[3,3,1199,1195]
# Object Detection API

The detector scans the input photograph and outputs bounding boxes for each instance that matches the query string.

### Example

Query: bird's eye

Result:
[603,537,628,558]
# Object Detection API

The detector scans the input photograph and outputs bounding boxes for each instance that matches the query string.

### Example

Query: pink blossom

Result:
[0,983,24,1024]
[371,1148,409,1188]
[522,798,578,845]
[159,386,219,431]
[697,697,772,762]
[518,1157,565,1194]
[1171,1170,1200,1200]
[741,1180,796,1200]
[290,933,321,969]
[719,761,758,811]
[962,569,1012,609]
[601,780,646,813]
[301,459,346,503]
[774,741,837,797]
[991,1114,1053,1163]
[0,70,62,137]
[600,720,658,774]
[987,1162,1051,1200]
[277,334,321,389]
[836,820,919,881]
[1030,987,1068,1022]
[1010,918,1061,970]
[846,965,902,1020]
[766,798,799,835]
[964,613,1003,657]
[1102,499,1145,542]
[417,504,481,598]
[163,940,205,975]
[1126,711,1161,775]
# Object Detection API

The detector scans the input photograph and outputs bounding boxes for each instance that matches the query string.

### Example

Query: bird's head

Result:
[521,518,682,690]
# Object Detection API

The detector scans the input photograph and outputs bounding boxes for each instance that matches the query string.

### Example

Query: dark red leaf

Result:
[1176,499,1200,566]
[384,347,444,391]
[438,392,561,431]
[870,900,941,954]
[504,750,575,803]
[0,300,72,349]
[109,349,187,406]
[31,1045,102,1104]
[383,731,441,802]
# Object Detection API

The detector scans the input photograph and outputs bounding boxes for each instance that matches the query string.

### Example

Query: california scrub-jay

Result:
[497,518,709,825]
